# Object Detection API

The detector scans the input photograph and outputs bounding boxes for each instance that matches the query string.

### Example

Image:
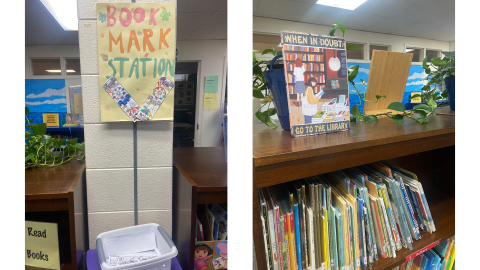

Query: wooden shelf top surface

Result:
[253,114,455,167]
[25,160,85,199]
[173,147,227,193]
[371,189,455,269]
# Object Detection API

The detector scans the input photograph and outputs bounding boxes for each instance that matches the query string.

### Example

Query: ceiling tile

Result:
[422,0,455,11]
[177,12,216,30]
[177,0,227,13]
[393,23,442,38]
[198,12,227,30]
[366,18,416,35]
[295,4,352,26]
[255,0,318,21]
[176,29,195,41]
[341,12,387,31]
[426,26,455,42]
[393,3,449,23]
[187,29,227,40]
[425,10,455,27]
[253,0,261,13]
[354,0,419,18]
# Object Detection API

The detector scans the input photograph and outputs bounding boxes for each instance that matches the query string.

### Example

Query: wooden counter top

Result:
[173,147,227,193]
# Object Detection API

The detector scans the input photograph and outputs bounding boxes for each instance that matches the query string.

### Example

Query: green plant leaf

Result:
[422,57,428,69]
[25,153,35,162]
[431,57,442,66]
[375,95,386,100]
[348,65,359,82]
[255,111,266,123]
[328,25,337,36]
[40,135,52,146]
[412,104,434,114]
[262,48,276,55]
[338,26,346,37]
[441,91,449,99]
[442,51,455,58]
[346,44,363,50]
[428,97,437,111]
[31,123,47,135]
[253,89,265,98]
[266,108,277,116]
[74,143,85,151]
[276,51,283,56]
[25,107,30,115]
[408,94,421,101]
[25,134,33,140]
[413,109,427,120]
[263,111,277,127]
[392,114,405,125]
[386,102,405,113]
[66,138,78,145]
[350,105,363,121]
[364,115,378,122]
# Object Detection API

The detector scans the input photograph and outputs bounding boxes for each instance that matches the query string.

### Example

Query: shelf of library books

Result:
[253,114,455,270]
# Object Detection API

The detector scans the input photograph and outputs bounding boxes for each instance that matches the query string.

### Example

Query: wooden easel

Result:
[363,50,413,116]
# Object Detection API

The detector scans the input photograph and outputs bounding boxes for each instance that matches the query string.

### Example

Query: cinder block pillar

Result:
[77,0,176,249]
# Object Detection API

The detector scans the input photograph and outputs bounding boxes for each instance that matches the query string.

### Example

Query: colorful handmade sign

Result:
[96,3,176,122]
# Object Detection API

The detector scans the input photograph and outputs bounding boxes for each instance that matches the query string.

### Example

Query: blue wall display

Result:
[25,79,67,125]
[347,62,426,113]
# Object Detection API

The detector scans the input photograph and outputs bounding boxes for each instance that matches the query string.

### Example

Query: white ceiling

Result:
[25,0,227,46]
[253,0,455,42]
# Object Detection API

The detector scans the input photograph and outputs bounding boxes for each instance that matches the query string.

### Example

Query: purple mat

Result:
[86,249,182,270]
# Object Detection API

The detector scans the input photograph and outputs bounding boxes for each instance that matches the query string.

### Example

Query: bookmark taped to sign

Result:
[102,76,141,122]
[135,76,174,121]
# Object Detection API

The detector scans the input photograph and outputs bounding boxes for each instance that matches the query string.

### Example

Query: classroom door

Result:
[173,62,199,147]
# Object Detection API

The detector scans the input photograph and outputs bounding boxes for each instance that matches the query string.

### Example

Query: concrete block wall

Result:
[77,0,176,249]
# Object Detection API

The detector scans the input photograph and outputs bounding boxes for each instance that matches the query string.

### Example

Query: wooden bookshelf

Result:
[252,114,455,270]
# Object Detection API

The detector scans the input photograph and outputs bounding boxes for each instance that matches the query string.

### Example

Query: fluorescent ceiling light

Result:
[40,0,78,31]
[46,70,76,73]
[316,0,368,10]
[406,49,415,52]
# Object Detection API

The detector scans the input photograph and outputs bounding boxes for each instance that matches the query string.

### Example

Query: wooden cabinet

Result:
[253,115,455,270]
[25,160,88,270]
[173,147,227,270]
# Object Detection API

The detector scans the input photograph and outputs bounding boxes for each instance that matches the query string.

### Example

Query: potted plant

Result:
[253,48,283,128]
[413,51,455,110]
[25,107,85,169]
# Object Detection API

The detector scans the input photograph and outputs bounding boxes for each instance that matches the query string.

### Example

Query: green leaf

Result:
[255,111,266,123]
[25,107,30,115]
[40,135,52,146]
[25,153,35,162]
[392,114,405,125]
[74,143,85,151]
[346,44,363,50]
[441,91,449,99]
[375,95,386,100]
[31,123,47,135]
[431,57,442,66]
[66,138,78,145]
[338,26,346,37]
[413,109,427,120]
[442,51,455,58]
[52,139,65,148]
[348,65,359,82]
[428,97,437,110]
[262,47,276,56]
[350,105,363,121]
[266,108,277,116]
[412,104,434,114]
[263,111,277,127]
[328,25,337,36]
[408,94,422,101]
[276,51,283,56]
[25,134,33,140]
[386,102,405,113]
[364,115,378,122]
[253,89,265,98]
[422,57,428,69]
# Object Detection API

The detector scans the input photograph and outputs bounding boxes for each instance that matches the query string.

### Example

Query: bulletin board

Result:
[96,3,176,122]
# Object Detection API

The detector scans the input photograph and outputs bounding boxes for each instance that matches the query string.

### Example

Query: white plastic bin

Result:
[96,223,178,270]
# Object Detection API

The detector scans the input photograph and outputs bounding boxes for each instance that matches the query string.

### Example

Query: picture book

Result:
[280,31,350,137]
[259,190,274,270]
[267,187,285,270]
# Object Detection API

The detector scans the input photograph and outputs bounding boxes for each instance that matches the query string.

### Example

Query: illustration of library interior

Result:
[25,1,227,270]
[252,0,455,270]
